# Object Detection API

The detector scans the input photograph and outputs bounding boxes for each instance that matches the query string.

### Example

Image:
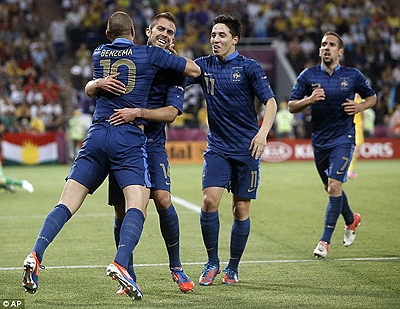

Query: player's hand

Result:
[109,108,141,125]
[97,73,126,96]
[168,43,178,56]
[309,84,325,103]
[249,132,267,160]
[342,98,362,115]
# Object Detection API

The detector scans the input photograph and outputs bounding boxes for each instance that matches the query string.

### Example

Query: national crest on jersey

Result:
[339,77,349,90]
[231,67,243,82]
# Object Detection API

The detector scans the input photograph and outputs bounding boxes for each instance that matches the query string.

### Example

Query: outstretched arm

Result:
[167,44,200,79]
[249,97,278,160]
[182,58,201,78]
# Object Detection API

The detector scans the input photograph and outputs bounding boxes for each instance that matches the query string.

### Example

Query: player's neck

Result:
[322,61,339,75]
[113,35,134,43]
[216,49,236,62]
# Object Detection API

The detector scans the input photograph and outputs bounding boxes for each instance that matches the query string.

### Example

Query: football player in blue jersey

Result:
[22,11,200,300]
[186,14,277,285]
[288,32,376,258]
[85,12,194,294]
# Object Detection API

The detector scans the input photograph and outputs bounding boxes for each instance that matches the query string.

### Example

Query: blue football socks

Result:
[157,204,181,269]
[321,196,343,244]
[341,191,354,225]
[114,208,145,270]
[114,217,135,281]
[200,210,220,266]
[32,204,72,263]
[227,218,250,272]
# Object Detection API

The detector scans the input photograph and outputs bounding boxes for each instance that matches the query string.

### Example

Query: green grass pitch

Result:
[1,160,399,308]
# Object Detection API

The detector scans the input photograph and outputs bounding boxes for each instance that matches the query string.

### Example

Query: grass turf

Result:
[0,160,399,308]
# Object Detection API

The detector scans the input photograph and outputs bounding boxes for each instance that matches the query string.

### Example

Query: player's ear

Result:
[105,30,111,41]
[145,27,151,38]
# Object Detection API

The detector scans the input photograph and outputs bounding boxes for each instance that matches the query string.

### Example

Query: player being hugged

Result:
[85,12,194,294]
[21,11,200,301]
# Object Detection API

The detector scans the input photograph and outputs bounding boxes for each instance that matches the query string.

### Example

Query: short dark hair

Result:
[149,12,175,30]
[323,31,344,49]
[107,11,133,40]
[213,14,241,39]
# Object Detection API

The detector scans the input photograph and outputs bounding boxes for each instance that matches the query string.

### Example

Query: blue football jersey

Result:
[91,38,186,124]
[289,65,375,150]
[187,51,275,155]
[145,70,185,146]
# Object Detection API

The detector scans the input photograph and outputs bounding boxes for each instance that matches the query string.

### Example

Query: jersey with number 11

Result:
[91,38,186,124]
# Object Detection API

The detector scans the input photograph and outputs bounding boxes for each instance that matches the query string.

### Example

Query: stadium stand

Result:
[1,0,399,140]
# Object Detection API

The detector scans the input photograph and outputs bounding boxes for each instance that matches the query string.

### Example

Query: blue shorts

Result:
[202,150,261,199]
[108,143,170,206]
[314,144,355,185]
[67,122,151,194]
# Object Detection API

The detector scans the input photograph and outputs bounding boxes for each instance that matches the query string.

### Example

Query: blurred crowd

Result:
[0,0,67,134]
[1,0,399,141]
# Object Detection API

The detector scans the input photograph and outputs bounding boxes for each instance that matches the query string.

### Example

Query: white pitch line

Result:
[171,195,201,213]
[2,257,399,271]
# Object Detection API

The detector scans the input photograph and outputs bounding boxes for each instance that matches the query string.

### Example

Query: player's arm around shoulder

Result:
[249,97,277,159]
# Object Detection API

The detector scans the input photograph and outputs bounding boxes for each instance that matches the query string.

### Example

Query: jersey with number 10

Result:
[91,38,186,124]
[187,51,275,155]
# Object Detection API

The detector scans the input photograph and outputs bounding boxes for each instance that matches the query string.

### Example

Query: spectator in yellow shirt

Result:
[348,94,364,179]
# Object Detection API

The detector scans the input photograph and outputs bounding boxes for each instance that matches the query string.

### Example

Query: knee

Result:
[232,205,250,220]
[154,195,172,211]
[203,194,219,212]
[232,207,247,219]
[327,182,342,196]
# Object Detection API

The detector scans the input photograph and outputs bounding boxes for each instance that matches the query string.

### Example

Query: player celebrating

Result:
[22,11,200,300]
[187,14,277,285]
[85,12,194,293]
[288,32,376,258]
